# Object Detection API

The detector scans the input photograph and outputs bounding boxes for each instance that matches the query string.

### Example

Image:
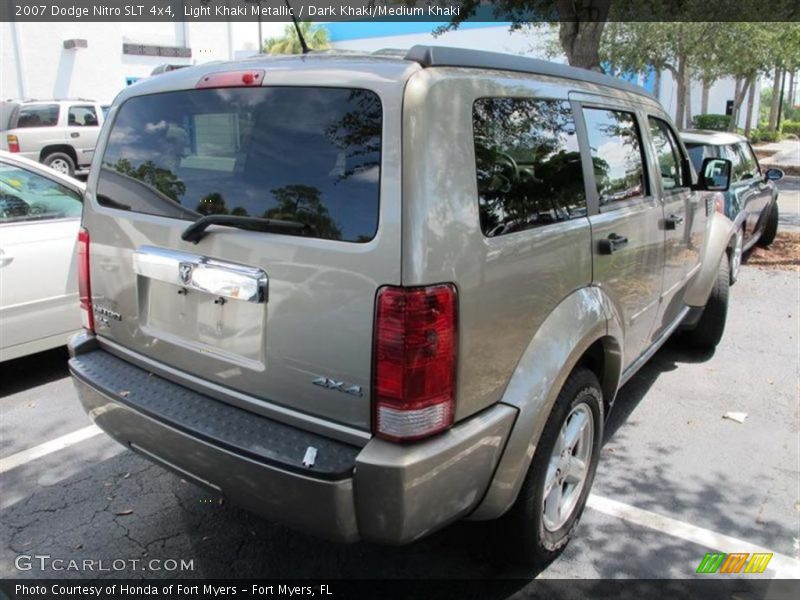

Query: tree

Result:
[435,0,611,70]
[263,21,330,54]
[601,22,719,128]
[265,185,342,240]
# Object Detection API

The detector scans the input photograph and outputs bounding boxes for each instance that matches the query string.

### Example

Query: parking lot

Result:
[1,181,798,584]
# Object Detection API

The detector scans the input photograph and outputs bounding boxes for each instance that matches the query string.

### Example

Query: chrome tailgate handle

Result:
[133,246,268,303]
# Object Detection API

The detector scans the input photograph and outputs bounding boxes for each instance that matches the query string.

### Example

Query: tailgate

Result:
[83,82,401,433]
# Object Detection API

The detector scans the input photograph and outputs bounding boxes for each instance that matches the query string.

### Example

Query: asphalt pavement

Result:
[1,187,798,585]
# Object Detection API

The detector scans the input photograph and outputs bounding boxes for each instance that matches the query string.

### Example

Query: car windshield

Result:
[97,87,382,243]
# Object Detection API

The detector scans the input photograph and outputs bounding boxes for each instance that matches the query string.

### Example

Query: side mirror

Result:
[694,157,732,192]
[765,167,784,182]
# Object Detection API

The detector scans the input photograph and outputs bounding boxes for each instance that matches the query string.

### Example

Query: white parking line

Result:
[587,495,800,578]
[0,424,102,475]
[3,425,799,578]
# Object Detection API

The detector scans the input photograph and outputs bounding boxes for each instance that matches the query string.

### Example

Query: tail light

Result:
[77,228,94,333]
[6,135,19,153]
[373,284,458,442]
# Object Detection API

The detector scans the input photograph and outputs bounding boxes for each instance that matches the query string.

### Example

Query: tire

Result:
[43,152,75,177]
[500,367,603,566]
[729,226,743,285]
[684,253,730,350]
[758,201,779,247]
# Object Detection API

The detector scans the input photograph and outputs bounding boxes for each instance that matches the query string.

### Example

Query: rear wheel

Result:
[758,201,779,247]
[501,367,603,566]
[729,227,743,285]
[683,253,729,350]
[43,152,75,177]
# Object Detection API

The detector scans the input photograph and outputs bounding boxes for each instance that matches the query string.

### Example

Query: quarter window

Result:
[0,163,82,224]
[14,104,59,128]
[583,108,647,206]
[648,117,685,191]
[472,98,586,237]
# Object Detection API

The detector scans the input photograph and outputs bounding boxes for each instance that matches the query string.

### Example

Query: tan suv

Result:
[1,99,106,176]
[68,46,735,564]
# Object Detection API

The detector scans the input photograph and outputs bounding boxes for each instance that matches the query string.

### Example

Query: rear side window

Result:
[722,144,746,182]
[582,108,647,206]
[97,87,382,242]
[472,98,586,237]
[15,104,59,128]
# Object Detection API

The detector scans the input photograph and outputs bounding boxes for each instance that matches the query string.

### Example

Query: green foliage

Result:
[781,120,800,136]
[749,128,782,143]
[264,22,330,54]
[693,114,732,131]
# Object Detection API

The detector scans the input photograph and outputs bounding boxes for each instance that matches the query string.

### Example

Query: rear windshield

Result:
[685,143,715,173]
[97,87,382,243]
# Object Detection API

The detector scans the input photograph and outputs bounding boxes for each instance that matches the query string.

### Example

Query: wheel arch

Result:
[39,145,77,165]
[469,286,622,521]
[684,211,736,307]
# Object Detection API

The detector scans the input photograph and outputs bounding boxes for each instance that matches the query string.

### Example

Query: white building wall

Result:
[658,72,760,129]
[1,22,240,104]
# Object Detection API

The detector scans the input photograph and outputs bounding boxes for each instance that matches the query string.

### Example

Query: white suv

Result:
[1,99,106,176]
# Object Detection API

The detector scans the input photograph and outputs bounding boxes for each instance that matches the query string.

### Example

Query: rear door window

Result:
[582,108,648,207]
[735,142,760,179]
[472,98,586,237]
[686,143,715,173]
[68,105,99,127]
[97,87,382,243]
[14,104,59,128]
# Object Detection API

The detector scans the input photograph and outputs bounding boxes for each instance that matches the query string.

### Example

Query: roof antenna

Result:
[283,0,310,54]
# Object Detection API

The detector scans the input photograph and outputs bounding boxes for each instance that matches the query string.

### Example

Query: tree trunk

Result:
[745,75,757,137]
[701,79,710,115]
[683,66,693,128]
[675,59,686,128]
[557,0,610,71]
[729,77,751,132]
[789,70,796,108]
[653,69,661,101]
[768,65,783,131]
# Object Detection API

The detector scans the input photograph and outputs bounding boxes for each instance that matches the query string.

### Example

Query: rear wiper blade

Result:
[182,214,313,244]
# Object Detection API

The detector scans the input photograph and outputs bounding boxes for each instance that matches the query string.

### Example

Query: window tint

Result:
[472,98,586,237]
[583,108,647,206]
[98,87,382,243]
[736,142,759,179]
[723,144,746,182]
[686,143,715,173]
[68,105,99,127]
[15,104,59,128]
[0,163,82,223]
[648,117,684,191]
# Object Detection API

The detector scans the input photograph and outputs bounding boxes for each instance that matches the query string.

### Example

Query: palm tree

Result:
[264,22,331,55]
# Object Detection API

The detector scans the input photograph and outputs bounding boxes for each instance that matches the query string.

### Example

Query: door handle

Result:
[665,214,684,230]
[0,251,14,268]
[70,132,80,138]
[598,233,629,255]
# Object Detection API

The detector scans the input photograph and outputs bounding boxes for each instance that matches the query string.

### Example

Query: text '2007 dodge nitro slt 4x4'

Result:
[69,46,736,565]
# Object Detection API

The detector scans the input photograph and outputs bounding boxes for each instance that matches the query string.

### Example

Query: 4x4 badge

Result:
[312,377,363,397]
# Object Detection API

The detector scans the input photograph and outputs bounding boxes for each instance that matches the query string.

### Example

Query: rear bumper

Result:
[68,333,516,544]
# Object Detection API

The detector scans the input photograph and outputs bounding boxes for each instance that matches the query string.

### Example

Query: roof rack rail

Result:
[403,45,654,99]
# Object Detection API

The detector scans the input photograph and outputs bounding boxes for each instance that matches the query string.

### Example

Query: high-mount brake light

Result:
[196,70,265,89]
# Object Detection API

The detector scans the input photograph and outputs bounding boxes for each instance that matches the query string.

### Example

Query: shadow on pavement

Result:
[0,347,70,400]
